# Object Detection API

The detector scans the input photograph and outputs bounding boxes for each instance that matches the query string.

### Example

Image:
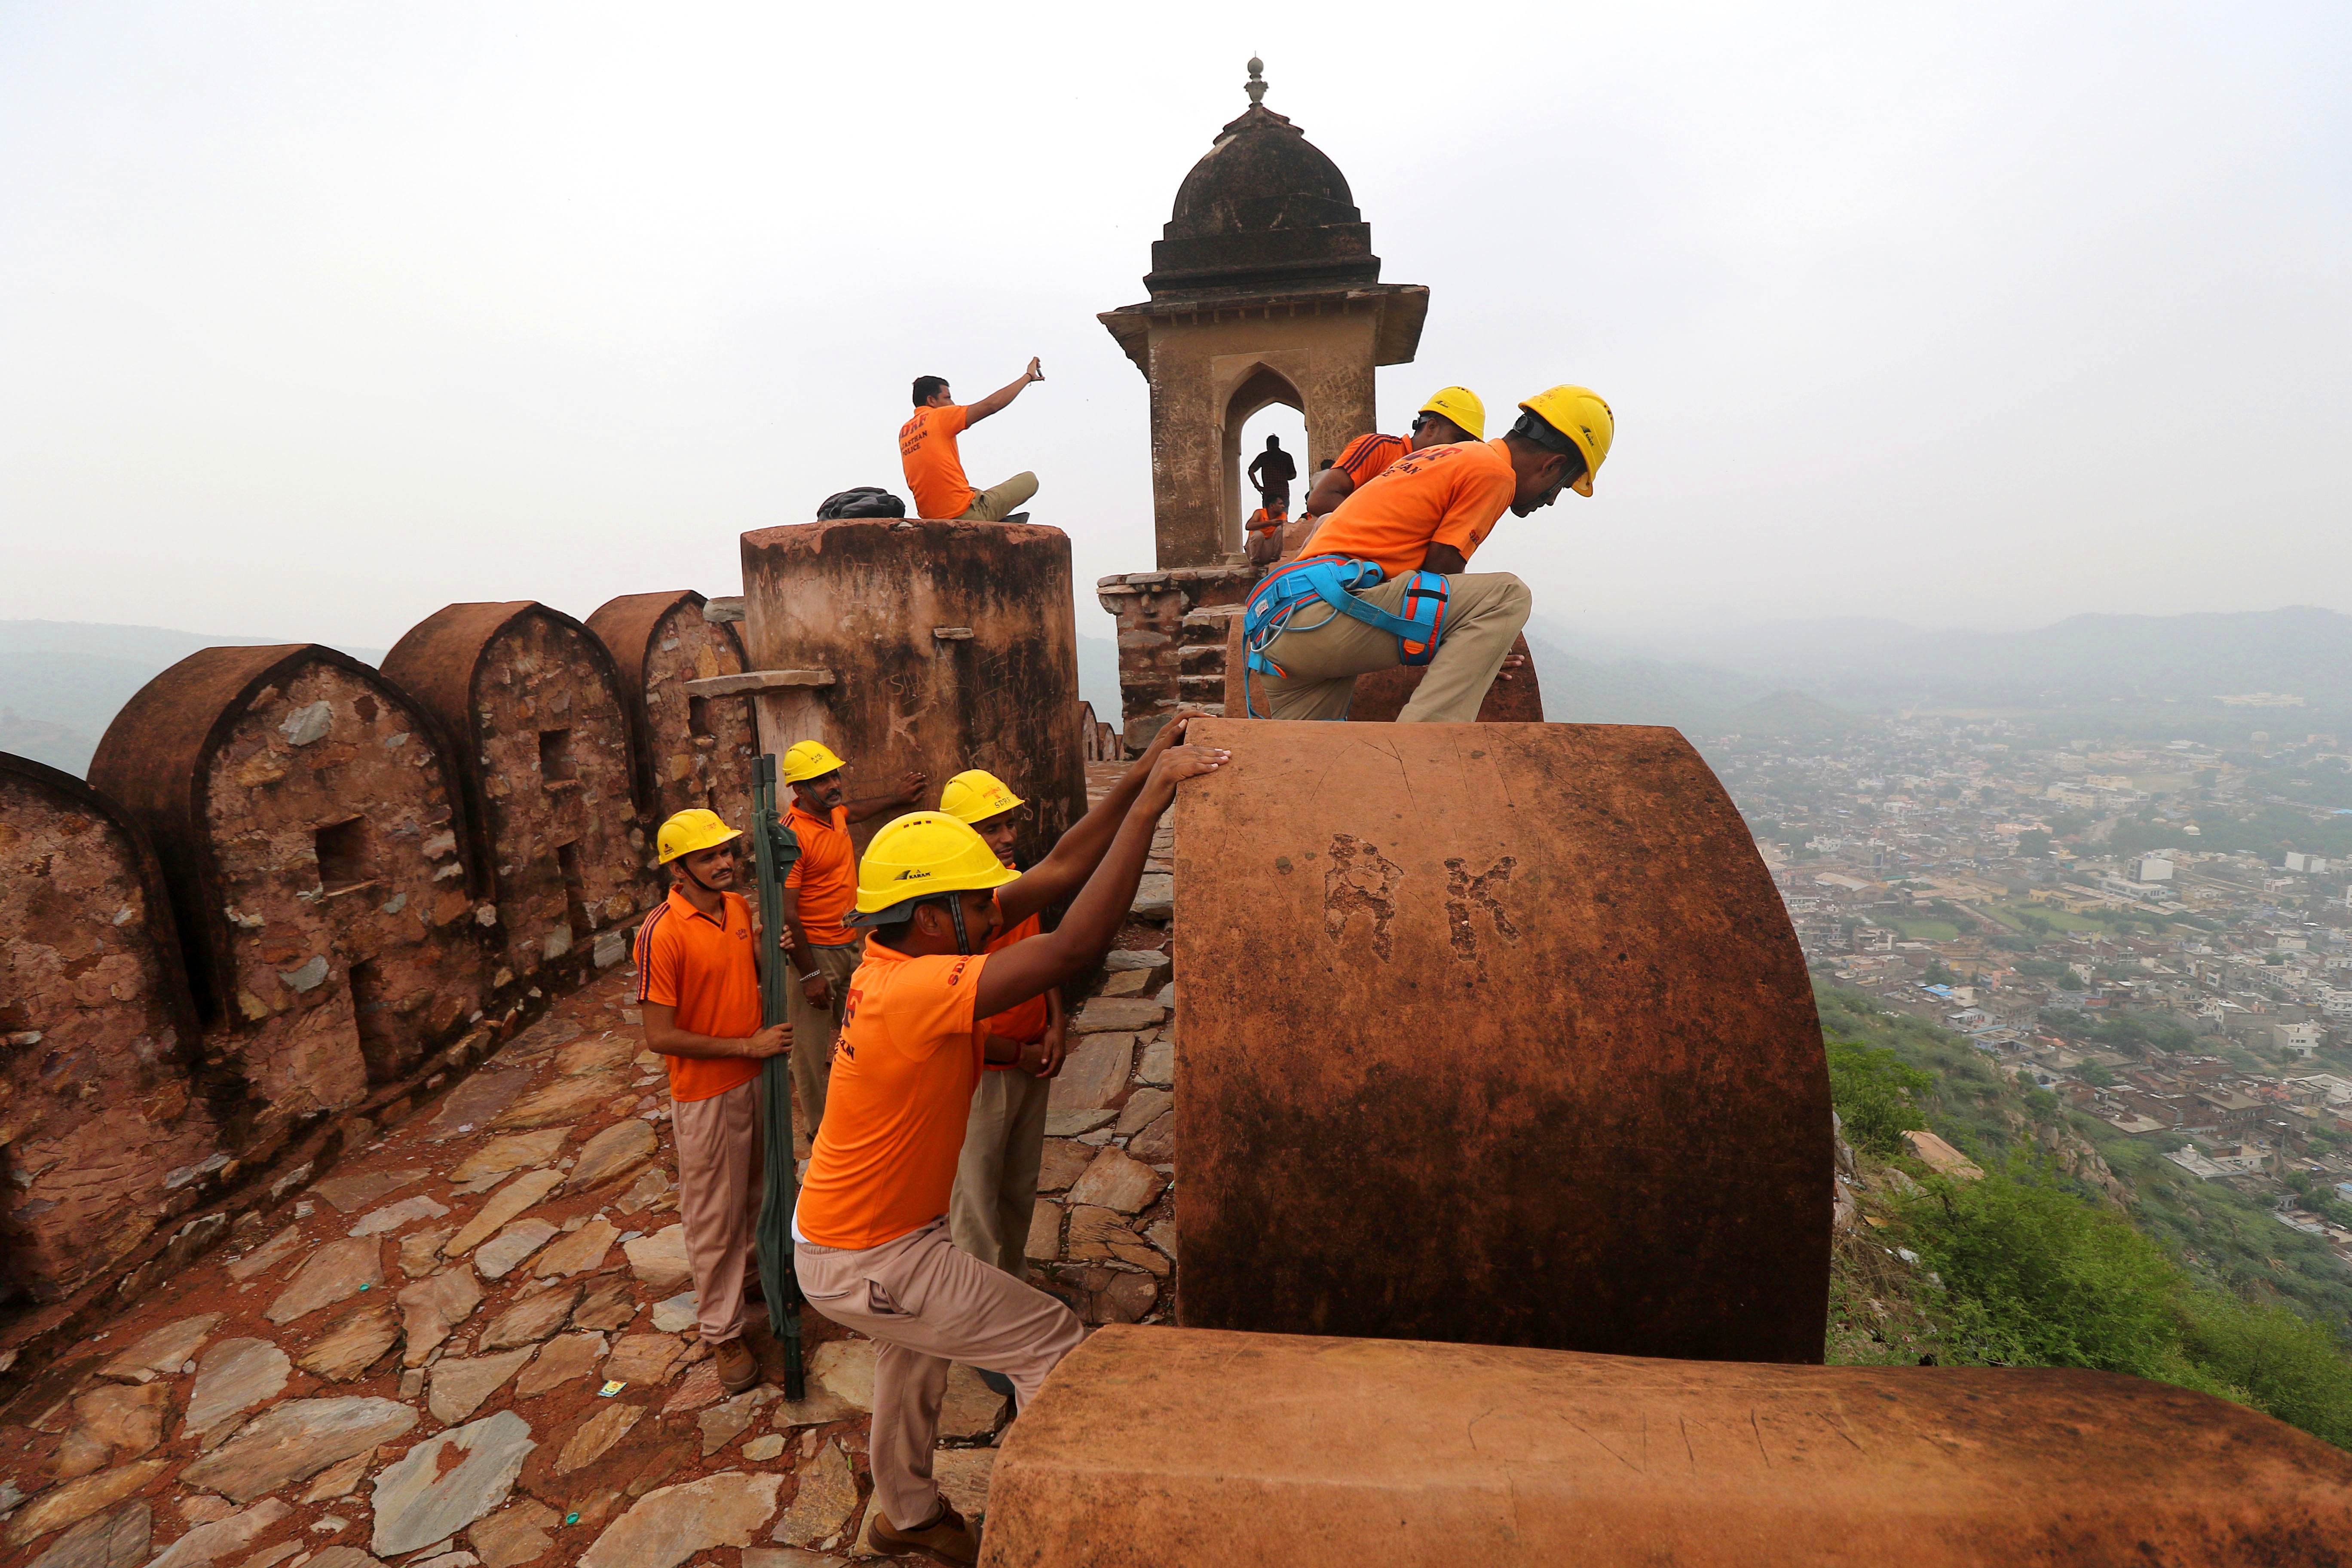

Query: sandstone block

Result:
[428,1349,535,1425]
[5,1461,168,1550]
[563,1121,655,1192]
[623,1225,692,1294]
[556,1402,646,1474]
[514,1332,607,1400]
[1115,1087,1172,1138]
[1066,1148,1165,1215]
[97,1313,220,1383]
[533,1216,618,1277]
[475,1220,560,1280]
[1072,997,1166,1034]
[603,1332,683,1386]
[466,1499,560,1568]
[480,1283,583,1353]
[17,1498,148,1568]
[447,1129,566,1185]
[182,1338,292,1439]
[371,1409,536,1557]
[578,1470,781,1568]
[1047,1034,1132,1112]
[266,1238,384,1324]
[1036,1139,1093,1193]
[180,1398,416,1504]
[298,1302,403,1381]
[398,1268,484,1367]
[769,1439,857,1548]
[139,1497,287,1568]
[443,1169,564,1258]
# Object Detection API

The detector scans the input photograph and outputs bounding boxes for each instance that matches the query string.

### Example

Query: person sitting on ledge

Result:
[899,361,1043,523]
[1298,385,1486,520]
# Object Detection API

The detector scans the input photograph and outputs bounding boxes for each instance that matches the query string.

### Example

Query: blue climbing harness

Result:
[1240,554,1451,718]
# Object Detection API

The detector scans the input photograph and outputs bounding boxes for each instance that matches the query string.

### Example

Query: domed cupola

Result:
[1144,59,1383,297]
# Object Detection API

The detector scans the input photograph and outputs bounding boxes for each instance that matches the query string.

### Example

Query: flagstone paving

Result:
[2,766,1181,1565]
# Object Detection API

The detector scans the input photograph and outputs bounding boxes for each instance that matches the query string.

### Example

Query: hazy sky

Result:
[4,2,2347,655]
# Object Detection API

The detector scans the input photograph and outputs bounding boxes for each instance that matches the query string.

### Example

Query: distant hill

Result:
[1525,606,2352,729]
[1669,606,2352,713]
[0,621,385,778]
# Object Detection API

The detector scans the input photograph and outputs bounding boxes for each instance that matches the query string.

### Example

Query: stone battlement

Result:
[1,520,1084,1352]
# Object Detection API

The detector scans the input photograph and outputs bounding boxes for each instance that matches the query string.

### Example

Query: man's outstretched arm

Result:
[996,713,1198,926]
[973,743,1229,1021]
[965,358,1041,424]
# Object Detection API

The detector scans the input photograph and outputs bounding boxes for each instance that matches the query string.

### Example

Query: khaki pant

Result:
[671,1076,762,1344]
[958,471,1038,522]
[949,1067,1051,1277]
[1248,570,1531,723]
[798,1219,1083,1529]
[788,941,863,1136]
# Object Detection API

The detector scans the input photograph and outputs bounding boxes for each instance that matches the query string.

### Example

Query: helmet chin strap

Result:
[679,862,728,896]
[947,896,973,956]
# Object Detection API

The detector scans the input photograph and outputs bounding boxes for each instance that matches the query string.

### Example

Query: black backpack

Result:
[815,487,908,520]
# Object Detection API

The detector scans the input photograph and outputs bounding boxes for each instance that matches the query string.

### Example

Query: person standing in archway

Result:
[1247,433,1297,516]
[899,363,1044,523]
[1244,433,1300,566]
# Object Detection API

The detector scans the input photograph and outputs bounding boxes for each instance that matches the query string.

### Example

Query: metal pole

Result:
[749,753,808,1400]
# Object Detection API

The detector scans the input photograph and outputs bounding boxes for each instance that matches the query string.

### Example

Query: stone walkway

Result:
[0,766,1180,1568]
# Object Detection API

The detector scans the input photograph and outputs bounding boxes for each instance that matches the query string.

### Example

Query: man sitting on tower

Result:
[899,361,1044,523]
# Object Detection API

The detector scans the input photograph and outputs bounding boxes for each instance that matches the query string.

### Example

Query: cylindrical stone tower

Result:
[738,519,1086,862]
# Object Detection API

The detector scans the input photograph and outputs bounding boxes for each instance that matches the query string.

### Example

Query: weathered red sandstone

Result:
[586,589,757,835]
[738,519,1085,861]
[89,644,491,1111]
[1171,716,1830,1363]
[0,753,218,1303]
[383,603,647,983]
[985,1325,2352,1565]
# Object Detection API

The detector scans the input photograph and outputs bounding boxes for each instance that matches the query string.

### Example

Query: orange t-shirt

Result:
[978,912,1049,1063]
[1333,432,1409,487]
[784,803,857,947]
[1298,438,1518,581]
[634,886,763,1102]
[899,404,974,520]
[793,942,988,1250]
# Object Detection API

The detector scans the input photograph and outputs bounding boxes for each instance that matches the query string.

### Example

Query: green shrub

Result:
[2180,1293,2352,1447]
[1895,1153,2181,1377]
[1826,1041,1934,1157]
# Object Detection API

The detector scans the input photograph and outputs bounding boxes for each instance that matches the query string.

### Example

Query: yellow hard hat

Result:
[780,739,847,784]
[657,808,742,865]
[849,812,1020,923]
[1418,386,1486,441]
[940,769,1025,825]
[1515,385,1614,496]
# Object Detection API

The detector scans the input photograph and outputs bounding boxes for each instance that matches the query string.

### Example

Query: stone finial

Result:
[1245,56,1266,106]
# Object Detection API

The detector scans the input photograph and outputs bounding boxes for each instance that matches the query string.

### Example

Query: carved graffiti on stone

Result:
[1323,833,1404,960]
[1443,855,1519,977]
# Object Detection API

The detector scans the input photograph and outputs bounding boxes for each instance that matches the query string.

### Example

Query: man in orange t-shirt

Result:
[635,809,790,1396]
[1297,384,1487,521]
[793,721,1229,1564]
[1249,385,1614,724]
[777,740,928,1134]
[898,361,1043,522]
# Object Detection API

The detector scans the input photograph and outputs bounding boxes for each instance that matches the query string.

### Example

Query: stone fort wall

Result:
[0,590,755,1320]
